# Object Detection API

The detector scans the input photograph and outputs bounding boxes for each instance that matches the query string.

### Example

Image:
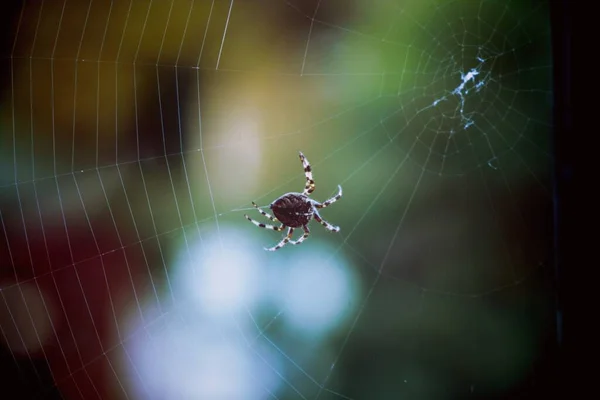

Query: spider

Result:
[244,151,342,251]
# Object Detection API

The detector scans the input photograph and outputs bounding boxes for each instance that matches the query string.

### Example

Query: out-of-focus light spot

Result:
[194,247,258,314]
[279,248,359,337]
[189,100,262,198]
[0,281,57,355]
[127,315,280,400]
[173,226,264,317]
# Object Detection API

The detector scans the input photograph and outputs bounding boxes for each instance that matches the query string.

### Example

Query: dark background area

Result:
[0,1,60,398]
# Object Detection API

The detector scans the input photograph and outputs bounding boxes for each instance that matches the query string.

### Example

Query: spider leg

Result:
[299,151,316,196]
[244,214,284,231]
[314,185,342,209]
[289,225,310,246]
[252,201,278,222]
[265,227,294,251]
[313,209,340,232]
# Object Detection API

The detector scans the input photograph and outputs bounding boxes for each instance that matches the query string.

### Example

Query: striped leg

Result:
[299,151,315,196]
[265,228,294,251]
[244,214,284,232]
[315,185,342,209]
[252,201,278,222]
[290,225,310,246]
[313,210,340,233]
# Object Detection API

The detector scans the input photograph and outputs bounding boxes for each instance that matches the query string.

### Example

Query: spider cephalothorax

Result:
[245,151,342,251]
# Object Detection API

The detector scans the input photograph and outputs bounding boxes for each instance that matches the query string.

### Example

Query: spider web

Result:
[0,0,555,399]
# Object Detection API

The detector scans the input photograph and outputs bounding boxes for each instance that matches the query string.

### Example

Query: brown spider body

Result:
[245,151,342,251]
[270,193,313,228]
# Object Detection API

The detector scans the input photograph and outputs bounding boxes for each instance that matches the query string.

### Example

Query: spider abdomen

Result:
[270,192,313,228]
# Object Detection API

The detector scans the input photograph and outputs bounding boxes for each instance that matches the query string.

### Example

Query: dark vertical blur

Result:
[549,0,571,396]
[0,4,60,400]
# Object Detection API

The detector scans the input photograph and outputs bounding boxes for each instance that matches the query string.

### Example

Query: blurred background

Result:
[0,0,556,399]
